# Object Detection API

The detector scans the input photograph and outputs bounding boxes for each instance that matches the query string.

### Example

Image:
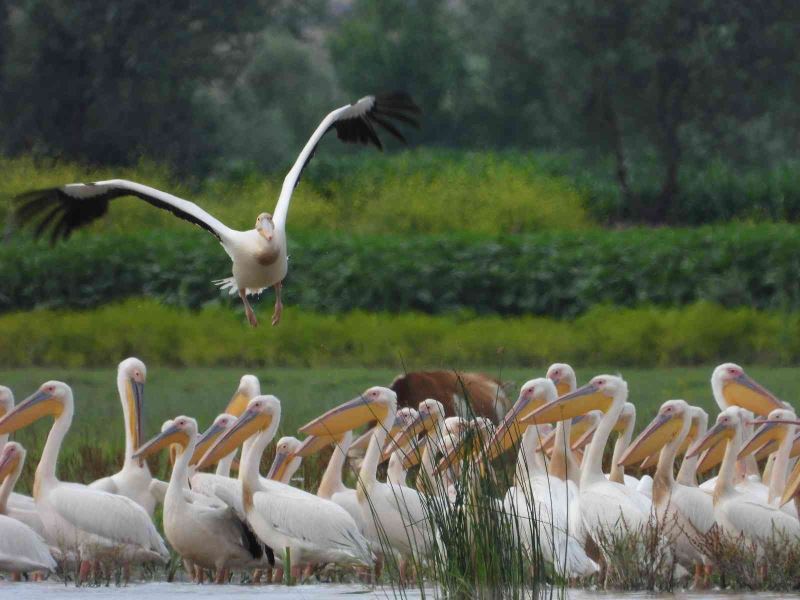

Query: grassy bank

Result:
[3,364,797,495]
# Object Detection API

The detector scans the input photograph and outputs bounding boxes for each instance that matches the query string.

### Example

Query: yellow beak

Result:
[696,440,726,475]
[781,457,800,506]
[722,374,784,417]
[295,433,336,458]
[198,409,272,470]
[225,390,251,418]
[190,421,228,466]
[619,412,682,467]
[0,452,20,481]
[686,421,734,459]
[738,421,785,460]
[133,425,191,461]
[267,451,296,481]
[385,413,434,460]
[522,383,613,426]
[485,393,548,461]
[0,390,63,435]
[298,395,388,437]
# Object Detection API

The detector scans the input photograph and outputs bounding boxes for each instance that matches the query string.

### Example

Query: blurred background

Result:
[1,0,799,372]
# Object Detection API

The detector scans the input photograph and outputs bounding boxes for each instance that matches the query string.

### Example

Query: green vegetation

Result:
[2,300,799,369]
[5,223,800,316]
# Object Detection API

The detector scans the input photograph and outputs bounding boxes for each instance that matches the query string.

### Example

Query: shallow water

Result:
[0,582,795,599]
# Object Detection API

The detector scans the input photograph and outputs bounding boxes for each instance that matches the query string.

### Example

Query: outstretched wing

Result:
[14,179,233,244]
[273,91,421,229]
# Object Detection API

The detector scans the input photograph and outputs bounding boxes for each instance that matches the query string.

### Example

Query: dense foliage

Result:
[2,300,797,368]
[0,1,797,223]
[4,225,800,316]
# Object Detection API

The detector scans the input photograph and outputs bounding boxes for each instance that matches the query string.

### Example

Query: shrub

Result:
[3,225,800,317]
[1,300,798,368]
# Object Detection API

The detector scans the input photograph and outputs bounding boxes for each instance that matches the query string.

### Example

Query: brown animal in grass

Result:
[389,371,510,424]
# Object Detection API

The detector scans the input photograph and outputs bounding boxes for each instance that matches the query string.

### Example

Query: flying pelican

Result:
[686,406,800,550]
[89,358,161,516]
[15,94,420,327]
[197,395,372,579]
[492,378,599,578]
[619,400,714,586]
[299,387,435,573]
[133,416,267,584]
[523,375,651,547]
[0,443,56,577]
[0,381,168,582]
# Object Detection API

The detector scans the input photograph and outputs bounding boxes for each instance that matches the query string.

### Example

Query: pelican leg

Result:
[214,567,228,584]
[290,564,302,582]
[692,563,704,589]
[271,281,283,327]
[302,563,313,581]
[252,569,262,584]
[239,288,258,328]
[196,566,205,584]
[272,566,283,583]
[10,572,20,582]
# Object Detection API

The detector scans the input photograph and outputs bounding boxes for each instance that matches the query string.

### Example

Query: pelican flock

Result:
[3,359,800,590]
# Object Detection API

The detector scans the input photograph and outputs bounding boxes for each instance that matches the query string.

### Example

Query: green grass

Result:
[3,365,798,494]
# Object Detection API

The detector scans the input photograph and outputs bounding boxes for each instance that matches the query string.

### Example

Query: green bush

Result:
[3,225,800,317]
[2,300,798,368]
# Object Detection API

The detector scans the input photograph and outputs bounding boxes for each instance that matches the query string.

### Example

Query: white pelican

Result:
[737,408,800,516]
[89,358,160,516]
[0,443,56,576]
[134,416,267,583]
[0,381,168,582]
[492,378,599,578]
[265,436,303,484]
[686,406,800,548]
[15,94,419,327]
[524,375,651,546]
[0,386,36,513]
[189,413,242,504]
[299,387,435,566]
[619,400,714,583]
[389,399,448,495]
[197,395,372,578]
[675,406,708,488]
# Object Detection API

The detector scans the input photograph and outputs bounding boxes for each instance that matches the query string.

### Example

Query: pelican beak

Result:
[267,450,295,481]
[384,413,433,460]
[790,432,800,459]
[781,458,800,506]
[225,390,251,418]
[126,378,145,457]
[722,374,784,417]
[400,439,426,470]
[295,434,336,458]
[550,377,572,398]
[755,438,780,461]
[0,450,20,481]
[619,412,681,467]
[538,428,556,452]
[739,419,800,460]
[198,407,272,469]
[190,421,228,466]
[435,439,466,476]
[486,392,548,461]
[0,389,63,434]
[640,452,659,470]
[298,395,388,437]
[696,441,726,475]
[686,420,735,459]
[133,424,190,461]
[523,383,612,426]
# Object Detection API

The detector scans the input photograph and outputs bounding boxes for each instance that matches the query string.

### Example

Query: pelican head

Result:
[387,399,445,458]
[190,413,238,466]
[619,399,690,467]
[225,374,261,417]
[267,436,303,482]
[256,212,275,241]
[686,406,745,459]
[711,363,785,416]
[738,408,800,460]
[523,374,626,425]
[134,416,197,461]
[0,381,71,435]
[546,363,577,396]
[0,441,25,482]
[298,386,396,437]
[118,357,146,454]
[486,378,557,460]
[198,395,281,469]
[0,386,13,419]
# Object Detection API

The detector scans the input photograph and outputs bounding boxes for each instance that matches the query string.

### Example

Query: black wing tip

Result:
[334,90,421,150]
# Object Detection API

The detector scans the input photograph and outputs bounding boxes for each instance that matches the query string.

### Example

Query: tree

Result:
[536,0,800,222]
